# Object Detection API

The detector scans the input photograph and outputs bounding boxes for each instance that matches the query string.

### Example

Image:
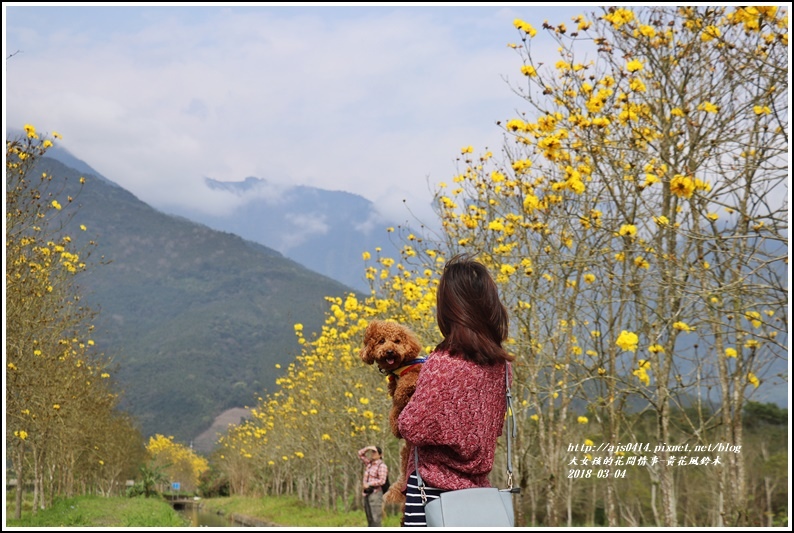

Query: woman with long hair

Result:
[398,253,514,527]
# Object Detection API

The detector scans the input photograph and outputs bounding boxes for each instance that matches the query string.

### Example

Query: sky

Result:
[3,2,595,228]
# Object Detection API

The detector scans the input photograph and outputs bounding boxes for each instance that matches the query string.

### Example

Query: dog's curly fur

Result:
[359,319,425,508]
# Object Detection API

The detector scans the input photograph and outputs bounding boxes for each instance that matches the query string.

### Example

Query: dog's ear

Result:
[405,328,423,357]
[359,320,379,364]
[359,343,374,365]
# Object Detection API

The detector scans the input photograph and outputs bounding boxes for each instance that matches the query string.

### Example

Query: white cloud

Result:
[5,4,585,228]
[279,213,330,252]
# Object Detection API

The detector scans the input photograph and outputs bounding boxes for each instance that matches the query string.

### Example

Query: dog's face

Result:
[359,320,423,373]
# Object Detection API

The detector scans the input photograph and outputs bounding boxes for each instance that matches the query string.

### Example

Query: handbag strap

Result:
[414,362,516,503]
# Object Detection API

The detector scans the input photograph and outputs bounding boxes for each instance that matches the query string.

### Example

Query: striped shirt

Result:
[403,472,445,527]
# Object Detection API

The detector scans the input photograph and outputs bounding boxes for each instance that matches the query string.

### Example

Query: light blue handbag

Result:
[414,364,518,527]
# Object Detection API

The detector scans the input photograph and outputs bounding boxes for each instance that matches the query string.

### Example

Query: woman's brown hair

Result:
[435,253,513,365]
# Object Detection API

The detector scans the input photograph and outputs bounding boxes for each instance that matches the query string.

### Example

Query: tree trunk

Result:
[14,444,25,520]
[658,393,677,526]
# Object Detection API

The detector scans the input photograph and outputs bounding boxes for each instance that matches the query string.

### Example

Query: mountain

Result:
[159,177,407,293]
[34,132,418,293]
[23,156,356,452]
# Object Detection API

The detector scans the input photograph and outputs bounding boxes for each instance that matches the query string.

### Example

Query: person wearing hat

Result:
[358,445,388,527]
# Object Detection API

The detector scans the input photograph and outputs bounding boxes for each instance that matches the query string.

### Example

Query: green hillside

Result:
[31,157,358,448]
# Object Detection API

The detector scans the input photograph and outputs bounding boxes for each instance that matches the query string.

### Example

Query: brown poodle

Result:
[359,319,426,507]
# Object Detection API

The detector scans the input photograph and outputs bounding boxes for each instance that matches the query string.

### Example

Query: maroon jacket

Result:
[397,350,509,490]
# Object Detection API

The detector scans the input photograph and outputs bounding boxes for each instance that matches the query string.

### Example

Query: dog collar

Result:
[388,357,428,381]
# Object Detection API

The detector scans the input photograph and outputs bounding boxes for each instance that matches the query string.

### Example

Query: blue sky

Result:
[4,2,594,226]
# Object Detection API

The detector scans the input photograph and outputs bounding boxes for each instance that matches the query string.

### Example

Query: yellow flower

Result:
[488,220,505,232]
[15,430,28,440]
[629,77,646,92]
[521,65,537,77]
[616,330,639,352]
[648,344,665,354]
[603,8,635,29]
[638,24,656,38]
[530,414,539,421]
[51,200,62,210]
[523,194,540,213]
[461,145,474,154]
[633,360,651,386]
[584,438,594,446]
[698,101,719,114]
[701,25,721,42]
[362,251,371,261]
[747,372,760,388]
[43,140,53,148]
[322,434,331,441]
[673,321,694,333]
[513,19,537,37]
[619,224,637,237]
[670,175,695,199]
[644,173,659,186]
[53,404,61,410]
[745,311,762,328]
[633,369,650,386]
[584,273,596,284]
[359,397,370,405]
[725,347,737,358]
[626,59,644,72]
[577,416,589,424]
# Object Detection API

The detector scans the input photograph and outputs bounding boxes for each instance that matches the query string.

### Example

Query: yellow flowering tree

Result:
[419,6,786,527]
[145,434,209,494]
[217,249,441,509]
[6,127,140,516]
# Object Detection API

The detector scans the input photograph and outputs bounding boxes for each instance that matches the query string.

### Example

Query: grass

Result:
[5,494,187,527]
[199,495,403,527]
[5,491,403,528]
